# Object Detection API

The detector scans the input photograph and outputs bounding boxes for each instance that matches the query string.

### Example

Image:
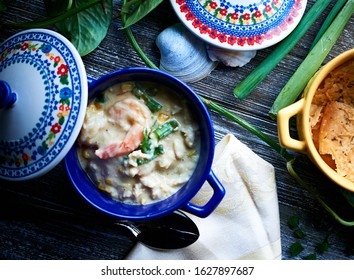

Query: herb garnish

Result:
[287,215,330,259]
[132,83,162,113]
[290,242,304,257]
[153,119,180,140]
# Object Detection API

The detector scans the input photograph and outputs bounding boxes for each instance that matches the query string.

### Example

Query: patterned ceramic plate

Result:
[0,29,88,181]
[171,0,307,50]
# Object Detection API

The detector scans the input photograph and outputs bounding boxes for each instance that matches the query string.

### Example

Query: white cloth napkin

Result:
[126,134,281,260]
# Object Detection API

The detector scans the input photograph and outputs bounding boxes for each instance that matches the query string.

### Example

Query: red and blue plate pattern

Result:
[172,0,307,50]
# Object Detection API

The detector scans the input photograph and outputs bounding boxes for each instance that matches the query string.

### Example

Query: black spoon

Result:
[0,193,199,250]
[121,210,200,250]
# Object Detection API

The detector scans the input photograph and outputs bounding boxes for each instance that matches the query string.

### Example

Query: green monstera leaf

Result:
[45,0,113,56]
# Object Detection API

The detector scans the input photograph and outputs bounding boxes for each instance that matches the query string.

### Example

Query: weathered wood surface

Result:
[0,0,354,260]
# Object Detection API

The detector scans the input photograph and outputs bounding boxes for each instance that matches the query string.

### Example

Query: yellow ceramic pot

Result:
[277,48,354,193]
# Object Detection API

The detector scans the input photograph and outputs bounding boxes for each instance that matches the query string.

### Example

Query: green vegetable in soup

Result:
[135,119,180,165]
[139,128,153,153]
[136,145,164,165]
[153,119,180,140]
[132,84,162,113]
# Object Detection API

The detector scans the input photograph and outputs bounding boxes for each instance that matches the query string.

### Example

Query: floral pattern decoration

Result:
[175,0,304,47]
[0,39,72,168]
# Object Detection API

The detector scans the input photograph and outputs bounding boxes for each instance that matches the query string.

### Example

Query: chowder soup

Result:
[309,58,354,182]
[77,81,200,205]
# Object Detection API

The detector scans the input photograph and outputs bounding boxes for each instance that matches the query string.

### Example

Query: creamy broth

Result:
[77,82,200,204]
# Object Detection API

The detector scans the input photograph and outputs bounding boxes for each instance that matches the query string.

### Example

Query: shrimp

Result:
[95,98,152,159]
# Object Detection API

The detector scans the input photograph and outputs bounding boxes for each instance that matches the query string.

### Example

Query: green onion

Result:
[200,96,294,162]
[132,84,162,113]
[233,0,332,100]
[310,0,348,50]
[137,145,164,165]
[269,0,354,118]
[139,128,152,153]
[153,119,180,140]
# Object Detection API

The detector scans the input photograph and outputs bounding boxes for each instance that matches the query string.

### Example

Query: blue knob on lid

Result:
[0,80,17,109]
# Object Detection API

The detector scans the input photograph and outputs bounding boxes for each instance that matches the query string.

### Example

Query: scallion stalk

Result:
[132,84,162,113]
[199,97,294,162]
[269,0,354,118]
[233,0,332,100]
[153,119,180,140]
[137,145,164,165]
[309,0,348,50]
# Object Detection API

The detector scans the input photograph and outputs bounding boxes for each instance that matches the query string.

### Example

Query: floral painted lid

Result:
[171,0,307,50]
[0,29,88,181]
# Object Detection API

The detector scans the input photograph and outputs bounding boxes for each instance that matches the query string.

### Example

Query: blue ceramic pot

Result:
[64,67,225,221]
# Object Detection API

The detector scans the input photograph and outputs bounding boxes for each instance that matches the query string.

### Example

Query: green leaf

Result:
[290,242,304,257]
[122,0,164,29]
[121,0,142,13]
[59,116,65,125]
[49,0,113,56]
[288,216,300,230]
[293,228,306,239]
[316,240,329,254]
[303,253,317,260]
[60,75,69,85]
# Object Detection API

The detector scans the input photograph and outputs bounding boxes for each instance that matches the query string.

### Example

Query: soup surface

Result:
[77,81,200,205]
[309,58,354,182]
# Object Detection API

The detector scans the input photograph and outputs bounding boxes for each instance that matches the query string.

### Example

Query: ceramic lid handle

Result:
[0,80,17,109]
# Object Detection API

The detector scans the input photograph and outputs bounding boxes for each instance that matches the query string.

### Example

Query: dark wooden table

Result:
[1,0,354,260]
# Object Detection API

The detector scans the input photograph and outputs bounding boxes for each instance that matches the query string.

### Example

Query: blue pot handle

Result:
[183,170,225,218]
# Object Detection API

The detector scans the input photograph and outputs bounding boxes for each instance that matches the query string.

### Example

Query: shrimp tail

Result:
[95,124,144,159]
